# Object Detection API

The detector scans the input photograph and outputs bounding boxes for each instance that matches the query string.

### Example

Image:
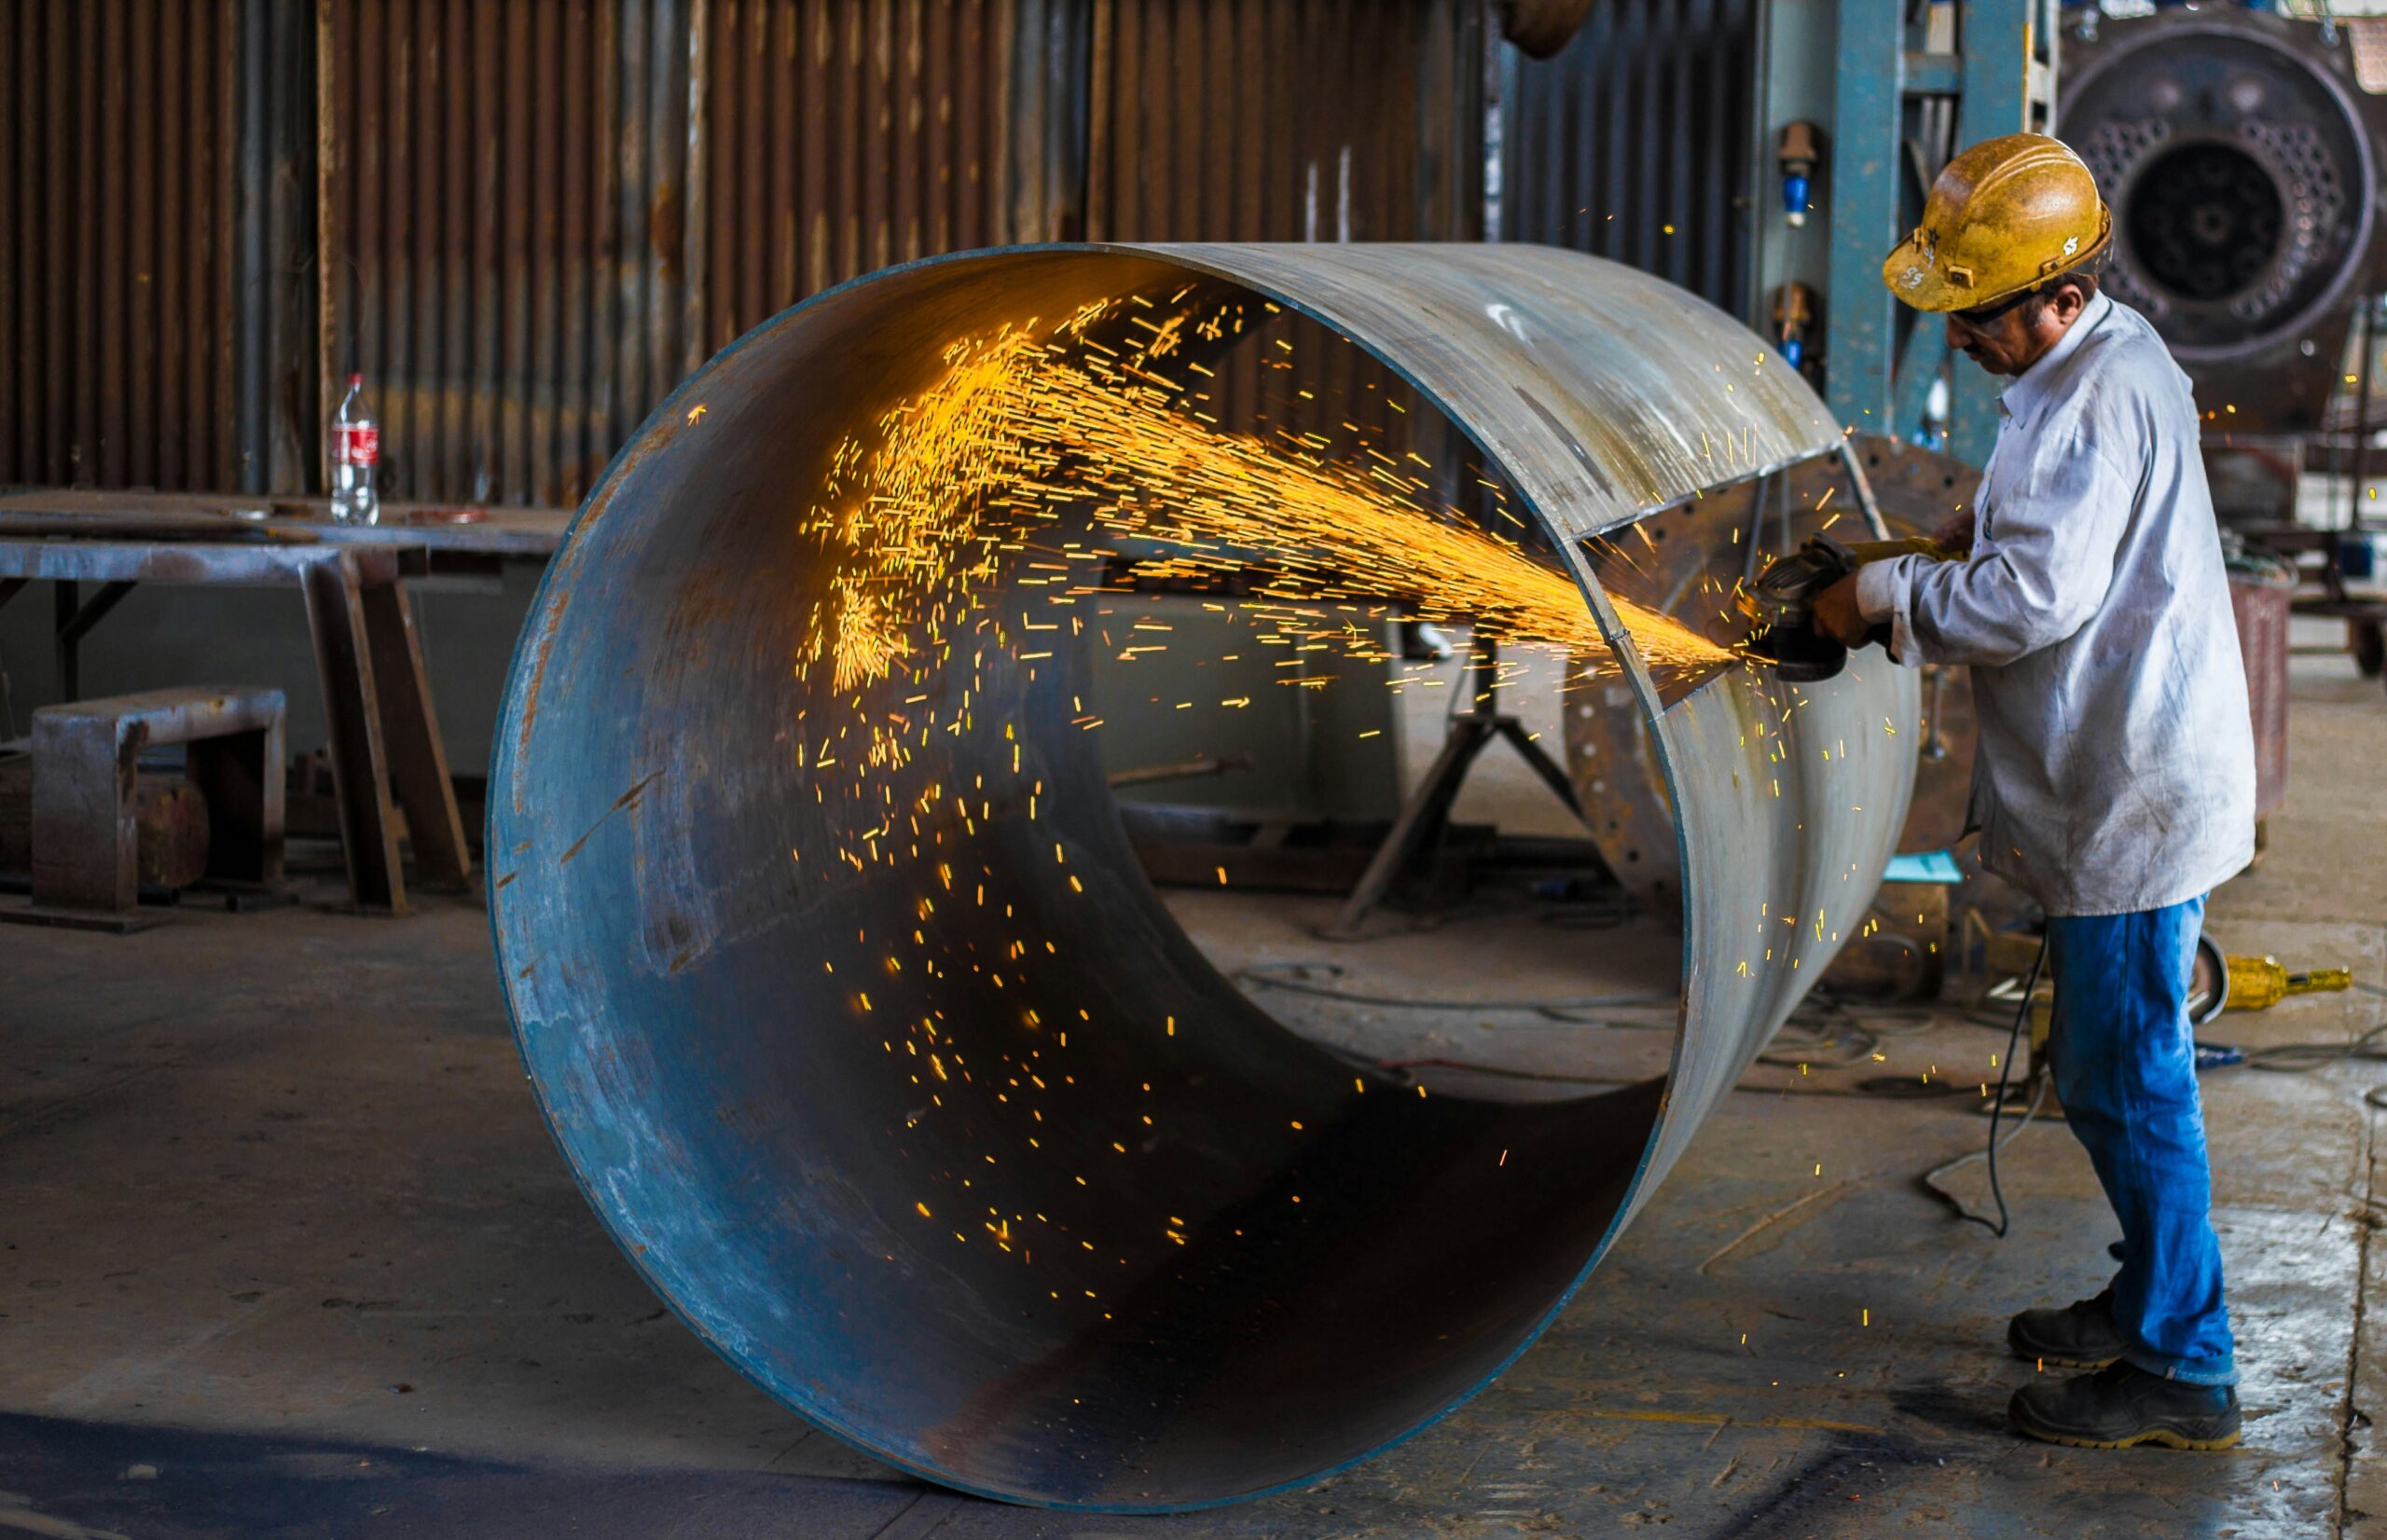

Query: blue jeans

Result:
[2046,897,2237,1386]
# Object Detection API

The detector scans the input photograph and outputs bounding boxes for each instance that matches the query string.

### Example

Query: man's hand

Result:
[1810,571,1872,648]
[1930,509,1976,557]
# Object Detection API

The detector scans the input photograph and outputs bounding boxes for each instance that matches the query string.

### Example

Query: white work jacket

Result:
[1856,293,2256,916]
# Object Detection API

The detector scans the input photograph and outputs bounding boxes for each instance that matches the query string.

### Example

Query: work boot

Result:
[2008,1287,2125,1369]
[2008,1361,2242,1451]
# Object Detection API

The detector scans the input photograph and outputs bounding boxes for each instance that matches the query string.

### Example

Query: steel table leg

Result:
[360,580,471,888]
[302,553,407,913]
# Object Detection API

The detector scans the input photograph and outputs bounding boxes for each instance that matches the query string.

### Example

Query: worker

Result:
[1811,133,2257,1451]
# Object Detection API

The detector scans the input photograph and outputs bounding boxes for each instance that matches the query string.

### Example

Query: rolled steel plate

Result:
[1569,435,1995,914]
[1568,434,2031,997]
[487,243,1917,1509]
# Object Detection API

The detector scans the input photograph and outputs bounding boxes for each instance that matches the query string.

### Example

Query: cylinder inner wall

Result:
[490,250,1698,1508]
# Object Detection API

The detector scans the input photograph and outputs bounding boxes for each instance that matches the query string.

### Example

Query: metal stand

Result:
[1322,638,1587,939]
[7,685,285,932]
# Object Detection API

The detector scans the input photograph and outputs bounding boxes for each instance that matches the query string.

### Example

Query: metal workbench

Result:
[0,491,560,913]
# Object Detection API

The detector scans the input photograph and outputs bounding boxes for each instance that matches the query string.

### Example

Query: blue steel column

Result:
[1948,0,2047,463]
[1826,0,1908,436]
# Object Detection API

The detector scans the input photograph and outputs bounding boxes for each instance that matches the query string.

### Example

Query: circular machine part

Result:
[2063,10,2387,431]
[488,243,1917,1510]
[2125,141,2287,306]
[2189,930,2230,1025]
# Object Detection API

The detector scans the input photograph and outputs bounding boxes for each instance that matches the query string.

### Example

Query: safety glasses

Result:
[1947,286,2040,332]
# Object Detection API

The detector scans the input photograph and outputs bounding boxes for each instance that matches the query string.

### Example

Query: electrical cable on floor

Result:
[2198,983,2387,1105]
[1921,936,2049,1238]
[2228,991,2387,1107]
[1755,986,1942,1070]
[1277,942,2387,1211]
[2232,1021,2387,1073]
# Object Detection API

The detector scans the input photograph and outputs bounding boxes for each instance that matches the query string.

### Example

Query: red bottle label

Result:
[336,423,379,467]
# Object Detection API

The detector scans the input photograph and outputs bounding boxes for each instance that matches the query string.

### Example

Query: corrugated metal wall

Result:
[1498,0,1759,319]
[325,0,1091,505]
[1087,0,1479,242]
[699,0,1086,355]
[7,0,1501,506]
[0,0,243,490]
[324,0,704,507]
[1084,0,1483,484]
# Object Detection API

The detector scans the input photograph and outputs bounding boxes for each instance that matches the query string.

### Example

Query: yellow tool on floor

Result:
[1973,932,2353,1085]
[2219,956,2353,1012]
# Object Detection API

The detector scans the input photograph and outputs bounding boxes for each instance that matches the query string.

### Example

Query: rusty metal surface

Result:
[1086,0,1481,244]
[0,537,461,914]
[1499,0,1597,60]
[0,540,404,588]
[1084,2,1484,473]
[0,760,211,890]
[488,241,1913,1508]
[2230,573,2292,823]
[700,0,1088,356]
[1497,0,1758,316]
[20,686,284,922]
[0,0,243,491]
[0,488,572,557]
[8,0,1491,506]
[323,0,1093,509]
[323,0,703,508]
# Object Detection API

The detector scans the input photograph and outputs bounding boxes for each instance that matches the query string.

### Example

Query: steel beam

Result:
[1948,0,2052,462]
[1823,0,2050,461]
[1826,0,1909,437]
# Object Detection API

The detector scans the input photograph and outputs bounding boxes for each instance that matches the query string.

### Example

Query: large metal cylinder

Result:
[488,244,1917,1510]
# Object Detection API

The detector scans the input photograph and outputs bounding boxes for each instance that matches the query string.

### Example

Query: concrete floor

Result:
[6,634,2387,1538]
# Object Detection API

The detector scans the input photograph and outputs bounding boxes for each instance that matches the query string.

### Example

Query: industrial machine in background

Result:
[2062,6,2387,689]
[2063,6,2387,440]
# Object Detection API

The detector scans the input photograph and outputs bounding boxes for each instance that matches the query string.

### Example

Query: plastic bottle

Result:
[330,373,380,526]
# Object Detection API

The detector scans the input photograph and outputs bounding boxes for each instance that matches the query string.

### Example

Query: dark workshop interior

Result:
[8,1,2387,1535]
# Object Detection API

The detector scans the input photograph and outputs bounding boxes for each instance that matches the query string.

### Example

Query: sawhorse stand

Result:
[1322,638,1590,939]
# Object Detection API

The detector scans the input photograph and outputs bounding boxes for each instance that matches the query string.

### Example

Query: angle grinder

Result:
[1741,533,1949,681]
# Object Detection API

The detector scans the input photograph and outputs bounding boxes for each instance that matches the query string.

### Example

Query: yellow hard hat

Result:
[1882,133,2112,313]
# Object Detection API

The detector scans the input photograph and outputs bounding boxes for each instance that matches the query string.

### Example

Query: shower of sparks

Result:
[770,291,1796,1325]
[801,298,1734,699]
